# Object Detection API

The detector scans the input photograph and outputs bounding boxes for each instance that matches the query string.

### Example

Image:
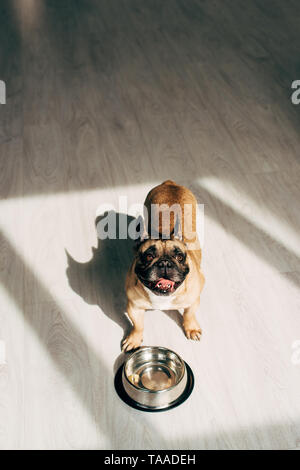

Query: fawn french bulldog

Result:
[123,180,205,351]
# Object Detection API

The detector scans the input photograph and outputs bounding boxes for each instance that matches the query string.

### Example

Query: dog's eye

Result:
[175,254,184,262]
[146,254,154,262]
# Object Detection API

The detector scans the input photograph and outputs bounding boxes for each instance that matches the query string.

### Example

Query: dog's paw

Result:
[183,319,202,341]
[122,330,143,352]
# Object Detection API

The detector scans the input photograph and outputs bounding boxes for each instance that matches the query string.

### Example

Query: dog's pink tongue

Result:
[155,278,175,291]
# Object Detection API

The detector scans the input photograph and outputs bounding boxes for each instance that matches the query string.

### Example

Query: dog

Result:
[122,180,205,352]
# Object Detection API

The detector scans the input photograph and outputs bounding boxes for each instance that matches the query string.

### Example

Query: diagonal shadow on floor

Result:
[192,181,300,285]
[0,228,164,449]
[1,225,300,449]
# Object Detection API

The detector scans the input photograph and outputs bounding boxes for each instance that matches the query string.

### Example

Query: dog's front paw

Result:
[183,318,202,341]
[122,329,143,352]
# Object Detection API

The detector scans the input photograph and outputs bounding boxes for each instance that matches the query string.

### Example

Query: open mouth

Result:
[142,277,182,294]
[155,278,175,292]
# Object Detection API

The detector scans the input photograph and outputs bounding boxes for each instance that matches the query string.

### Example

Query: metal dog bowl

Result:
[118,346,192,411]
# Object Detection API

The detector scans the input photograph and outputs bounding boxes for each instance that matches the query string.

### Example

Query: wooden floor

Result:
[0,0,300,449]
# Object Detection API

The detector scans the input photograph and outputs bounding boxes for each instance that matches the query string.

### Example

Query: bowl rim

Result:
[123,346,186,394]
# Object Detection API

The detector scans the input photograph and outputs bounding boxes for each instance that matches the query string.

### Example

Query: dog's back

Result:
[144,180,200,251]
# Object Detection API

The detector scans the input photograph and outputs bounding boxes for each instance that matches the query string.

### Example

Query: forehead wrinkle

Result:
[141,240,163,256]
[165,239,186,253]
[156,241,164,256]
[161,241,176,256]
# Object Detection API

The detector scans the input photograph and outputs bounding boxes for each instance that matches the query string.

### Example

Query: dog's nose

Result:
[158,259,172,269]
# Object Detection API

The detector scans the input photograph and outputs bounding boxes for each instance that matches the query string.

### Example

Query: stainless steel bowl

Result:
[122,346,188,410]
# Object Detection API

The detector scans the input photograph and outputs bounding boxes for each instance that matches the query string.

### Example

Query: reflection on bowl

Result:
[122,346,188,410]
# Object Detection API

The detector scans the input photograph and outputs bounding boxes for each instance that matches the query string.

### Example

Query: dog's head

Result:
[134,239,190,296]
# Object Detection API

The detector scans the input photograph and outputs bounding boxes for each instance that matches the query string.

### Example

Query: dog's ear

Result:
[134,233,148,252]
[171,214,183,241]
[132,216,148,252]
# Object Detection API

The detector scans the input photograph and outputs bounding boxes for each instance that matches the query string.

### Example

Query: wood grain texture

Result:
[0,0,300,449]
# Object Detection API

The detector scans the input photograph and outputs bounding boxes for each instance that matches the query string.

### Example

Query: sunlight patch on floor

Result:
[11,0,45,32]
[198,176,300,261]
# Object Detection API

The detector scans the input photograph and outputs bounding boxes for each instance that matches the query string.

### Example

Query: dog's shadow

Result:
[66,211,184,355]
[66,212,135,343]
